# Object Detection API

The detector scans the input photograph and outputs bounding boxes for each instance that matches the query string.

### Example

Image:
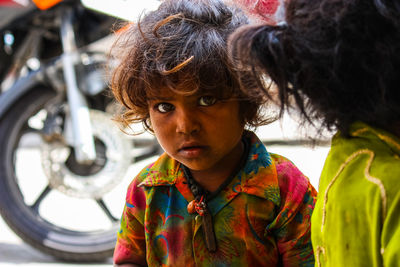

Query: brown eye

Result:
[198,96,217,106]
[155,103,174,113]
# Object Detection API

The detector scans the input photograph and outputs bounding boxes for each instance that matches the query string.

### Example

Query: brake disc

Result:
[41,109,132,199]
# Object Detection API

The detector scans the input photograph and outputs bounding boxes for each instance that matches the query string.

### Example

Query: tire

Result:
[0,86,138,262]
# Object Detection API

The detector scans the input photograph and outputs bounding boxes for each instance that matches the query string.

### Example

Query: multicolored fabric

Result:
[114,132,317,266]
[311,121,400,267]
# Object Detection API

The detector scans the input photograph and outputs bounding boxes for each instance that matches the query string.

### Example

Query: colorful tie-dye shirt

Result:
[114,132,317,266]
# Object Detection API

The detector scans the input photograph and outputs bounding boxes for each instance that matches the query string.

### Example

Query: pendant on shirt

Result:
[187,197,217,252]
[202,208,217,252]
[187,196,206,215]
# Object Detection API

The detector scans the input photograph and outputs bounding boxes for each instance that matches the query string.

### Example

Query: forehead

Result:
[146,80,223,99]
[147,87,178,100]
[146,83,196,98]
[147,88,208,103]
[144,70,237,102]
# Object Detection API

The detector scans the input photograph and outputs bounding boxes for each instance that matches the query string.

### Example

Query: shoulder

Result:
[271,153,307,181]
[329,121,400,161]
[262,153,316,235]
[323,122,400,191]
[241,132,317,204]
[131,152,181,187]
[318,123,400,221]
[125,152,179,203]
[270,153,317,203]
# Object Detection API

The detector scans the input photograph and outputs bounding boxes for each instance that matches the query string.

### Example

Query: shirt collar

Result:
[349,121,400,156]
[138,131,279,207]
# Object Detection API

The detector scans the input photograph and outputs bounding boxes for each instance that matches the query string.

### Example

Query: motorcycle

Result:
[0,0,161,262]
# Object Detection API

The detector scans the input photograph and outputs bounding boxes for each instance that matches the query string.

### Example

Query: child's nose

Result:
[175,108,200,135]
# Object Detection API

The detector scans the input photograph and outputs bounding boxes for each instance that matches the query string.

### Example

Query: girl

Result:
[230,0,400,266]
[111,0,316,266]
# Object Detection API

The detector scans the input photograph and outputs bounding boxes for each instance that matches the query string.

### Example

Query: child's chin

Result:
[179,160,211,172]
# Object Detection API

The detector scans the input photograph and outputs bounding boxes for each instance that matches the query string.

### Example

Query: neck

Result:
[190,140,244,193]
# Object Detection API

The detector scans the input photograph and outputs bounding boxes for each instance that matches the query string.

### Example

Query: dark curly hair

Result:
[230,0,400,135]
[110,0,272,132]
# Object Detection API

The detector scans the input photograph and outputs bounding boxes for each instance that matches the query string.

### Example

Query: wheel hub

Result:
[41,110,132,199]
[65,138,107,176]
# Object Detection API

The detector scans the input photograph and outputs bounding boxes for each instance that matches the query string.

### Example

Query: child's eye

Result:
[155,103,174,113]
[198,96,217,106]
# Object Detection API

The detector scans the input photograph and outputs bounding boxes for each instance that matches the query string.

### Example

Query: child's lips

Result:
[178,144,207,158]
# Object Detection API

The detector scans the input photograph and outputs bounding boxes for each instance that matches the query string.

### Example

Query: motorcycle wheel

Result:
[0,86,158,262]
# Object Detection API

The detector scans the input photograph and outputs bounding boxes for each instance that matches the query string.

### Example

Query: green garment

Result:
[311,121,400,267]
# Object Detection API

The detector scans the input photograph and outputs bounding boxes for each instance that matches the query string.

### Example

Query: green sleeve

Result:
[382,192,400,267]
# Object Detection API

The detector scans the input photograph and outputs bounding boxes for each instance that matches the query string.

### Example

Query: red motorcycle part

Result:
[33,0,62,10]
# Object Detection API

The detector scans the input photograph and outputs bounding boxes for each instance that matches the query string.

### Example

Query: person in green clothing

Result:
[229,0,400,266]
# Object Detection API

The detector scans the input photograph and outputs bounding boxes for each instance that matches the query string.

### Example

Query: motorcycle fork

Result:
[60,8,96,164]
[0,29,42,91]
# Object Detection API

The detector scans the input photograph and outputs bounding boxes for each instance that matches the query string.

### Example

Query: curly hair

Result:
[110,0,272,133]
[230,0,400,135]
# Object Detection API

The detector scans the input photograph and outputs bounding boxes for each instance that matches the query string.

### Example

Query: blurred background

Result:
[0,0,331,265]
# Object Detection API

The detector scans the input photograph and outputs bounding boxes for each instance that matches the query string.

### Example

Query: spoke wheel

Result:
[0,87,151,261]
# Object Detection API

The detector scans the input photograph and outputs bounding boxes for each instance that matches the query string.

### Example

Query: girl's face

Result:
[148,86,245,174]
